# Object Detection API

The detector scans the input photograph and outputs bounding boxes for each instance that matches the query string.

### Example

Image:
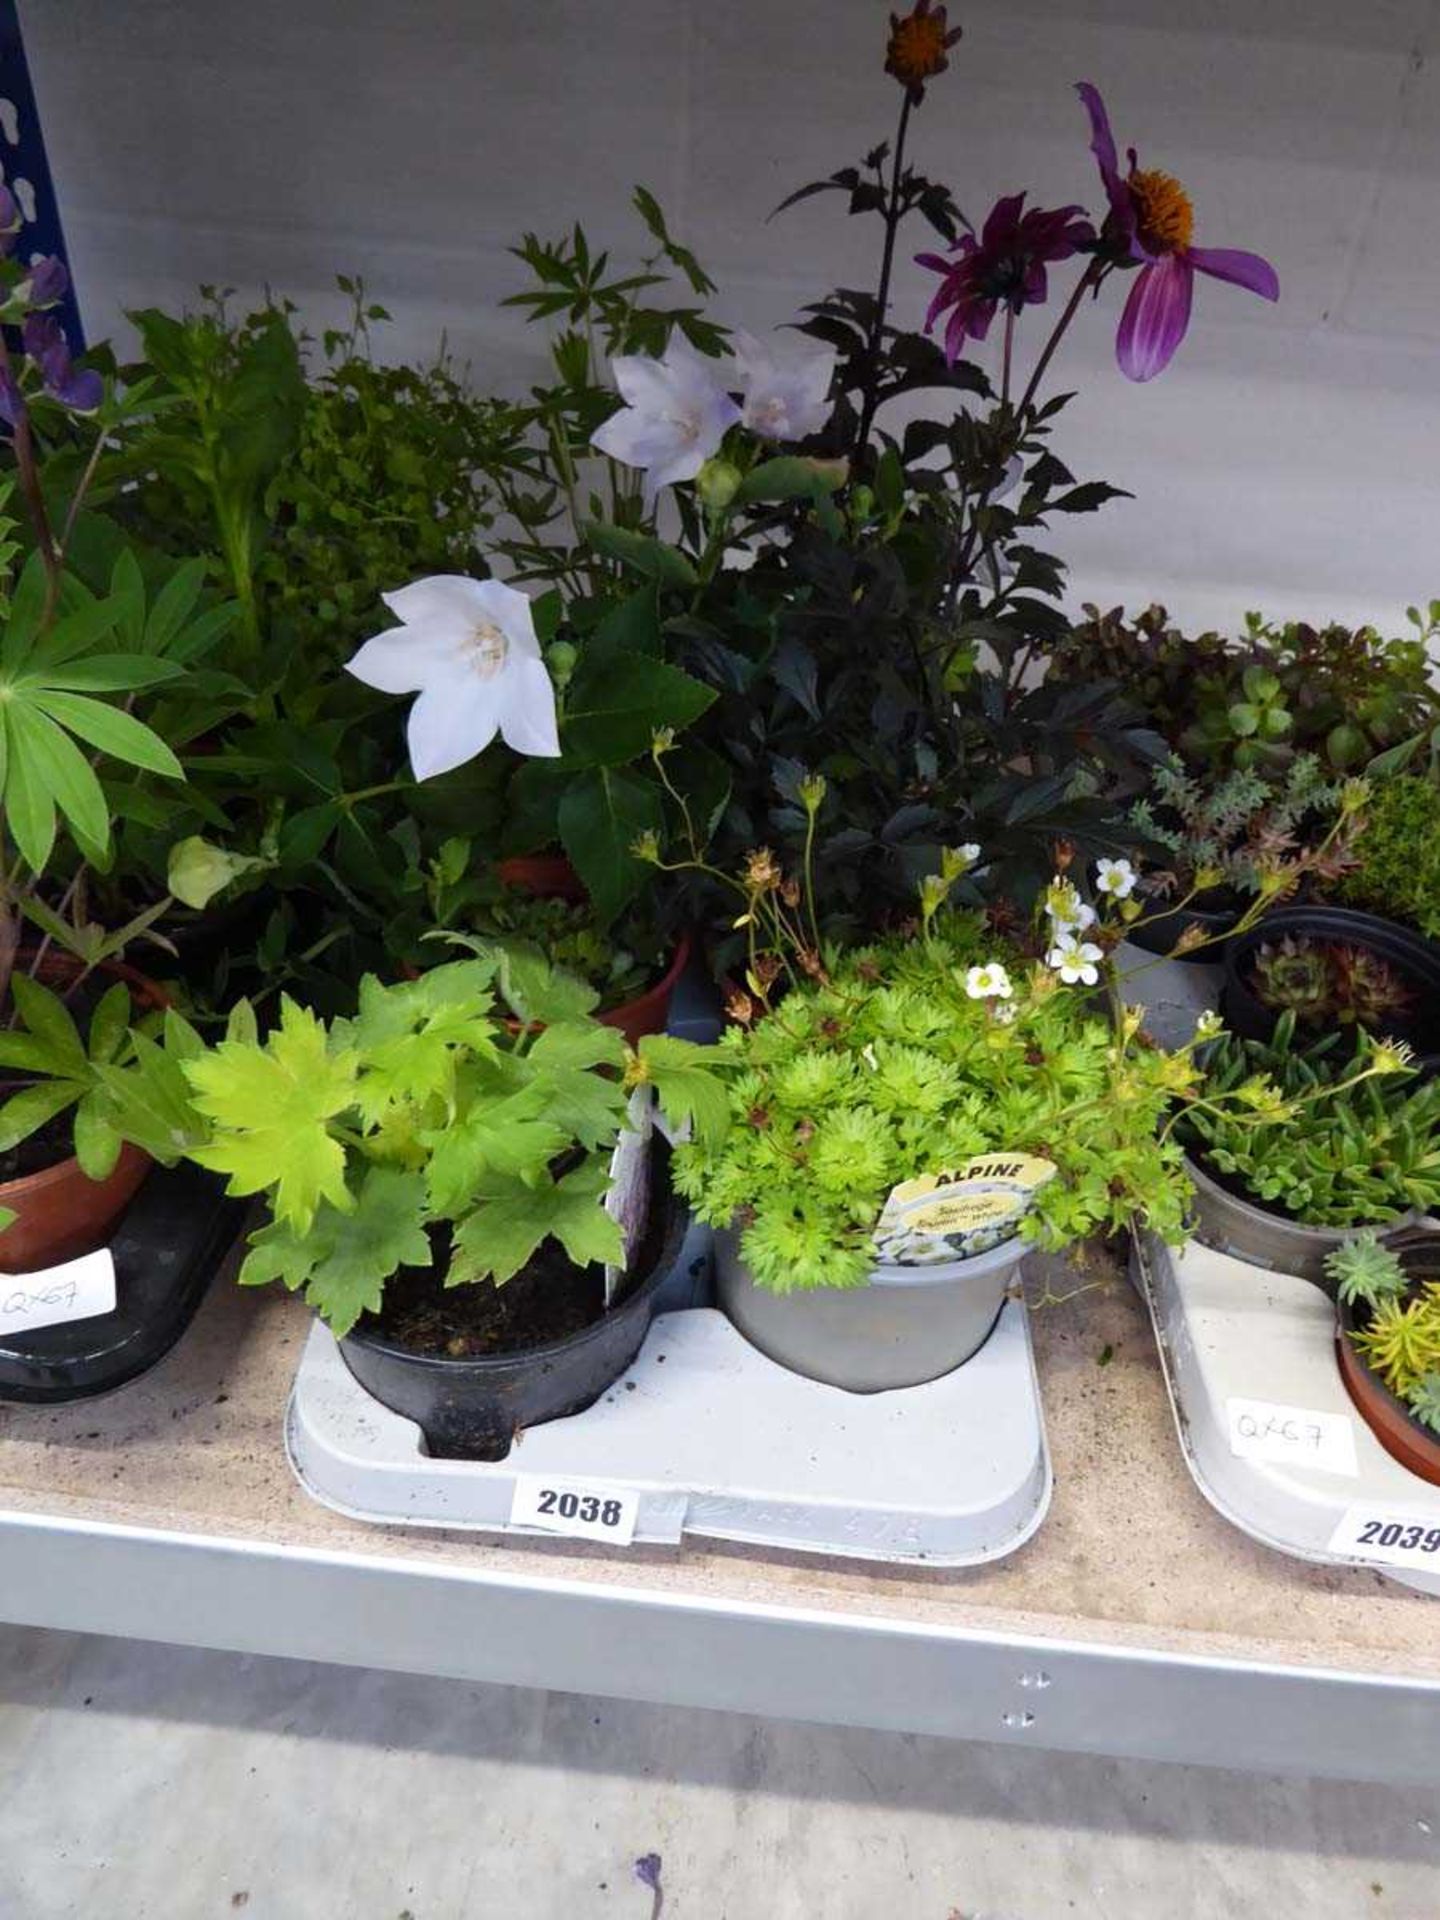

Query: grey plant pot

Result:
[713,1227,1027,1392]
[1184,1154,1418,1294]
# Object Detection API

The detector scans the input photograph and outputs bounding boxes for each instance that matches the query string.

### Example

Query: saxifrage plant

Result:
[671,911,1203,1294]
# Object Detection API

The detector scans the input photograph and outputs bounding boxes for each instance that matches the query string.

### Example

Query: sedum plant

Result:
[672,915,1203,1293]
[1327,1233,1440,1435]
[1180,1015,1440,1227]
[99,952,727,1335]
[1335,774,1440,940]
[1126,752,1354,899]
[1326,1231,1410,1308]
[1055,602,1440,776]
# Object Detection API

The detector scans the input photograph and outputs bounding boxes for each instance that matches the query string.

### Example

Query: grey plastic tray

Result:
[286,1296,1051,1567]
[1140,1234,1440,1597]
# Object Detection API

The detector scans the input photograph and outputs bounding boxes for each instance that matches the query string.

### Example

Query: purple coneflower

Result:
[917,193,1094,367]
[1076,81,1279,382]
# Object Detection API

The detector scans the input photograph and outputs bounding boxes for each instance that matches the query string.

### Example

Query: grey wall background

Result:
[18,0,1440,632]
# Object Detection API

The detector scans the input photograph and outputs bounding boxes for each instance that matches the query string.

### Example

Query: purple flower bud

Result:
[21,312,102,414]
[0,363,25,430]
[24,254,69,309]
[633,1853,663,1891]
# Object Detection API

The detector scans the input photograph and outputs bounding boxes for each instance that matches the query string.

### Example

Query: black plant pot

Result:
[340,1164,689,1462]
[0,1164,247,1403]
[1123,893,1241,963]
[1221,904,1440,1066]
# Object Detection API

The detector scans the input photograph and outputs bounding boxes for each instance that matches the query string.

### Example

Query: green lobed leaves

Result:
[137,945,727,1333]
[240,1165,430,1338]
[449,1156,624,1289]
[184,996,359,1234]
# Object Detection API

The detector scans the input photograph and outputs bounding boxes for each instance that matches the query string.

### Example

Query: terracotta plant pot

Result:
[496,853,586,903]
[601,933,691,1047]
[1336,1233,1440,1487]
[0,953,166,1274]
[497,853,689,1043]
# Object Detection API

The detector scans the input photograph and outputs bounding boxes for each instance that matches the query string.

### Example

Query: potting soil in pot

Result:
[358,1241,613,1360]
[0,1108,79,1184]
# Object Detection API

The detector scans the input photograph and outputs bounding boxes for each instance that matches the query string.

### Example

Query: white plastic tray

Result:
[285,1298,1052,1567]
[1138,1235,1440,1596]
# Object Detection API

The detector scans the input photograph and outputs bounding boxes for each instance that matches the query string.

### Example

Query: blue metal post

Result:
[0,0,85,349]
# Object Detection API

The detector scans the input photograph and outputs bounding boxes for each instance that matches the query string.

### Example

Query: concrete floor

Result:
[1,1627,1437,1919]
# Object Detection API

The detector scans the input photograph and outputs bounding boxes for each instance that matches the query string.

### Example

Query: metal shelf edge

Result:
[3,1504,1438,1784]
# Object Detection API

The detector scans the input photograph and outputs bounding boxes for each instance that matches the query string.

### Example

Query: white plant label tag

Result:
[603,1086,654,1308]
[1327,1504,1440,1568]
[1225,1396,1359,1477]
[0,1248,116,1335]
[509,1474,640,1546]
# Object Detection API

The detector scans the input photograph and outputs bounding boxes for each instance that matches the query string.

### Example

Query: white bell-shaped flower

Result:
[346,576,560,782]
[731,328,835,442]
[591,334,741,505]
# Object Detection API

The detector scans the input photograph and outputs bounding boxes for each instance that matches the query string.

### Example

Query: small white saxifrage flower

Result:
[965,961,1013,1000]
[346,576,560,782]
[731,328,835,442]
[592,334,741,505]
[1046,936,1103,986]
[1095,856,1137,900]
[1045,875,1097,941]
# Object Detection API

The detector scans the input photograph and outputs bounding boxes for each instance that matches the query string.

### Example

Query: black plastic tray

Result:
[0,1164,246,1404]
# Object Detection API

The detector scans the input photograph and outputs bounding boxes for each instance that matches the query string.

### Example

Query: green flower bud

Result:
[168,836,266,911]
[797,773,827,815]
[696,457,742,510]
[546,639,578,689]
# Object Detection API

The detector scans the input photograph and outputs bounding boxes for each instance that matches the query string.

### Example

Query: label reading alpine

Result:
[509,1474,640,1546]
[1225,1397,1359,1477]
[872,1154,1056,1266]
